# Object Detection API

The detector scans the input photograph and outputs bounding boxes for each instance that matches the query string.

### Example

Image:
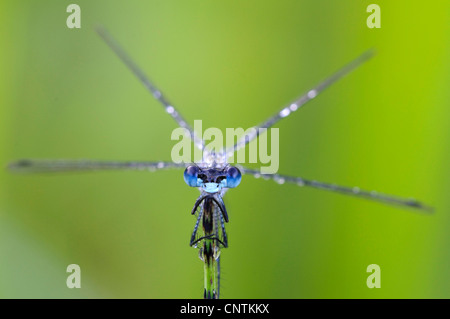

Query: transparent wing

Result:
[215,203,228,248]
[190,200,204,247]
[227,49,375,156]
[241,167,433,213]
[96,26,204,150]
[8,159,185,173]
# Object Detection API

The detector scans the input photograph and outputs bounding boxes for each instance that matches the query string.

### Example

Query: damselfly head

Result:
[183,165,242,193]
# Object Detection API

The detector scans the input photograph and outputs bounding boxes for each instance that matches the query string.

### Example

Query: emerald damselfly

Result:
[8,27,433,299]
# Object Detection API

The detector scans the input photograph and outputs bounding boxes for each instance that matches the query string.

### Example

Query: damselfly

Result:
[8,27,433,299]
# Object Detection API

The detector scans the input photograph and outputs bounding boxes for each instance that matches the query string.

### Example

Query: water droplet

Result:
[166,105,175,114]
[289,103,298,111]
[307,90,317,99]
[279,108,290,118]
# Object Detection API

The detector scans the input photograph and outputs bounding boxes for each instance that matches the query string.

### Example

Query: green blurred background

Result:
[0,0,448,298]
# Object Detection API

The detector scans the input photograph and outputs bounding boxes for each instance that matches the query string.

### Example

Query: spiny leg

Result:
[190,204,204,247]
[226,49,375,156]
[240,167,433,213]
[216,203,228,248]
[96,26,205,150]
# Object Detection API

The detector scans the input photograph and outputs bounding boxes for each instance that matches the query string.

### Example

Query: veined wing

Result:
[96,26,205,150]
[8,159,185,173]
[241,167,434,213]
[227,49,375,156]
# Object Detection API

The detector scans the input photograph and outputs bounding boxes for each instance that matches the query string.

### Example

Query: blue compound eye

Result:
[184,165,200,187]
[225,166,241,188]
